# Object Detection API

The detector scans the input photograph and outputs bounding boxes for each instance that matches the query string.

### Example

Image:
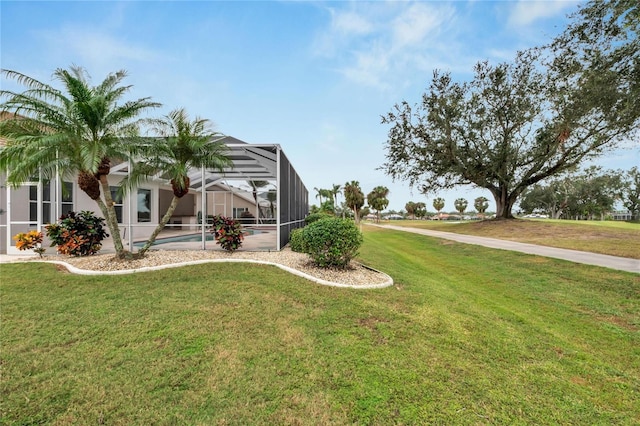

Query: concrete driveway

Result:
[368,224,640,274]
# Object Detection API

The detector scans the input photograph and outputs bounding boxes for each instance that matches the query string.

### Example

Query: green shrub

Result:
[289,228,307,253]
[305,212,332,224]
[45,211,108,256]
[210,214,244,252]
[303,217,363,268]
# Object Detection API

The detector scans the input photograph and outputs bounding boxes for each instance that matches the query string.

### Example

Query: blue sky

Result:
[1,1,635,212]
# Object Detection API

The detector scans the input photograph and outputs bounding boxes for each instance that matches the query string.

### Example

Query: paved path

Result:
[368,224,640,274]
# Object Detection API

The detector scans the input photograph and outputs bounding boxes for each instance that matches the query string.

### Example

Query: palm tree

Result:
[0,66,160,258]
[266,190,277,219]
[319,188,334,212]
[433,197,445,218]
[331,183,342,213]
[247,180,270,220]
[405,201,417,219]
[474,196,490,218]
[313,187,324,205]
[123,108,231,255]
[344,180,365,224]
[367,186,390,223]
[454,198,468,217]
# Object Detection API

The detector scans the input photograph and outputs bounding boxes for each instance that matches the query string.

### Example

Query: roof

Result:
[110,136,281,190]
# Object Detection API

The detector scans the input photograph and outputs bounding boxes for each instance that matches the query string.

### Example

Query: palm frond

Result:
[95,69,129,95]
[118,161,161,195]
[104,98,162,129]
[1,69,53,91]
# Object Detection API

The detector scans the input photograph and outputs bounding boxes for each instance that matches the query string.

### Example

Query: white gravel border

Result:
[19,258,394,290]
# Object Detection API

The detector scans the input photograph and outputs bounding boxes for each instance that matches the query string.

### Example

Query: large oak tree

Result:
[381,0,639,219]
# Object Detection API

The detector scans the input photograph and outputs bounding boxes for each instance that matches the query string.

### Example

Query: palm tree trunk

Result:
[138,196,180,255]
[97,175,128,258]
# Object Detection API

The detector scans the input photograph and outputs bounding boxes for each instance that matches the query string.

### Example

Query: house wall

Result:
[0,177,7,254]
[1,175,269,253]
[206,190,255,218]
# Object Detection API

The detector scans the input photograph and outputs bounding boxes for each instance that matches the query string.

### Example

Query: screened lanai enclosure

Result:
[0,137,308,254]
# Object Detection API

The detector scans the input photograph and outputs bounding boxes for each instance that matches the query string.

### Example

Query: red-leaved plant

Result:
[209,214,244,252]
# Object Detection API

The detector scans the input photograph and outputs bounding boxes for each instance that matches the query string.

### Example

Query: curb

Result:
[7,258,395,290]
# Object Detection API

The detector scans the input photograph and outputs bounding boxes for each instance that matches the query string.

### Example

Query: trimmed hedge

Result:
[305,212,333,224]
[289,228,307,253]
[302,217,363,268]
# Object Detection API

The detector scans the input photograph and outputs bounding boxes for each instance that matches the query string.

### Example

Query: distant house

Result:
[610,210,634,221]
[383,214,403,220]
[0,137,308,254]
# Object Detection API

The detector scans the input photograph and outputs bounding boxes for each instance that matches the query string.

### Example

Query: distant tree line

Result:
[311,183,391,223]
[519,166,639,220]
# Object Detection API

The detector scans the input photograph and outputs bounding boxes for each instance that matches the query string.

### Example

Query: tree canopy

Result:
[381,0,639,219]
[520,167,624,220]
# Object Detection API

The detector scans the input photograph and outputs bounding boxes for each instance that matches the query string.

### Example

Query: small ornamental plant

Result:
[45,211,109,256]
[209,214,244,252]
[13,230,45,257]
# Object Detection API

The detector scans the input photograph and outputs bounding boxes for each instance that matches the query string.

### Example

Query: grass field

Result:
[2,226,639,424]
[383,218,640,259]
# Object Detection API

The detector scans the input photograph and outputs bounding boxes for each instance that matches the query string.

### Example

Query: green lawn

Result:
[382,218,640,258]
[1,227,639,424]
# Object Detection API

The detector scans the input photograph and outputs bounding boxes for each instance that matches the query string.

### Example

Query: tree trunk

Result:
[491,187,517,220]
[139,196,180,255]
[97,174,128,258]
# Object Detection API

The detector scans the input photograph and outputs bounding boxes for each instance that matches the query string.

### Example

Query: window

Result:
[29,185,37,222]
[233,207,248,218]
[61,181,74,216]
[137,189,151,222]
[110,186,123,223]
[29,181,52,223]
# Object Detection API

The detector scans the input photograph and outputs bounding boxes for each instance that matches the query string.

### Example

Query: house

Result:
[0,137,308,254]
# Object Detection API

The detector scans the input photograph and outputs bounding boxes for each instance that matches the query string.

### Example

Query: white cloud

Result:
[508,0,577,27]
[38,26,167,75]
[487,48,518,62]
[312,7,375,57]
[392,3,453,48]
[332,9,373,36]
[312,2,458,90]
